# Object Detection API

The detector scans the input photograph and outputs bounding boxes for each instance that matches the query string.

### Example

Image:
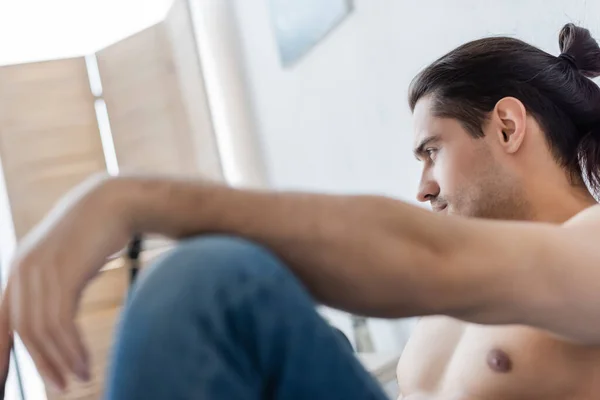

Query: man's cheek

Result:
[436,165,456,195]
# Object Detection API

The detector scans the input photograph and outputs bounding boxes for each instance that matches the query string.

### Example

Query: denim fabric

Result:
[106,235,387,400]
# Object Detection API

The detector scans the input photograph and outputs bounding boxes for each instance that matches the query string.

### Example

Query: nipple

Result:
[486,348,512,373]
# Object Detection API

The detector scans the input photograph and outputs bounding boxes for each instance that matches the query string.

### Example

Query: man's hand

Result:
[0,301,12,398]
[0,175,133,391]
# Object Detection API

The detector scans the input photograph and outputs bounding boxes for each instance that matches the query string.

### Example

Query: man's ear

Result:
[491,97,528,154]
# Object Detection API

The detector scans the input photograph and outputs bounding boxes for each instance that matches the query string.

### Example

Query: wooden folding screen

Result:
[97,0,223,179]
[0,58,106,239]
[0,1,225,398]
[0,58,117,400]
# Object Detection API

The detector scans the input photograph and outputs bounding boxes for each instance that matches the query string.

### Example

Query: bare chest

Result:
[396,317,600,399]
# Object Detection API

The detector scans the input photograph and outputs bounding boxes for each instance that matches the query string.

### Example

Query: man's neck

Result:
[526,181,596,223]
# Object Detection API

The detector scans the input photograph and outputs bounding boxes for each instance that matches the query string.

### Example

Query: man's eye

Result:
[426,148,437,158]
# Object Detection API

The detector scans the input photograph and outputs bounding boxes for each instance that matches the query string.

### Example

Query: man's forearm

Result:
[112,176,462,317]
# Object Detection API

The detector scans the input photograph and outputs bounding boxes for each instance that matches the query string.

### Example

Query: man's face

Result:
[412,97,528,219]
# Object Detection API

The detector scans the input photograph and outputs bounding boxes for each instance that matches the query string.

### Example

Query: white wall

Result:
[229,0,600,351]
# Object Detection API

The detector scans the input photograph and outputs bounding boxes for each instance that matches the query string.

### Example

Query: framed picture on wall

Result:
[268,0,353,67]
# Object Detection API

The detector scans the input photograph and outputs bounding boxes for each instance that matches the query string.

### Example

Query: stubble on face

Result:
[444,155,532,221]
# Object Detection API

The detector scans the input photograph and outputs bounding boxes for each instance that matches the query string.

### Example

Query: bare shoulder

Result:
[563,204,600,228]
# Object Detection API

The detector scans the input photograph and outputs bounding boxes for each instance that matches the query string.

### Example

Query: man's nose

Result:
[416,176,440,204]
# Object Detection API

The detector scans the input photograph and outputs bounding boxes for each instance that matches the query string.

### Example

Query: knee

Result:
[126,235,291,317]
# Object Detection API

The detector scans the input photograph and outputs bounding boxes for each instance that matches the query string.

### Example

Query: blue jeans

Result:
[105,236,388,399]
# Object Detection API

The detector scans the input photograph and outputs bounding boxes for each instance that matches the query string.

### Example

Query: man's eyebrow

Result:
[413,135,441,160]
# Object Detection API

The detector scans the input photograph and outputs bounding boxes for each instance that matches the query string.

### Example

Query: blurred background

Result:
[0,0,598,398]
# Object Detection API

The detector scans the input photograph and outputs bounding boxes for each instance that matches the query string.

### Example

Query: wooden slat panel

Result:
[80,265,129,314]
[97,0,223,180]
[0,58,106,239]
[97,24,201,176]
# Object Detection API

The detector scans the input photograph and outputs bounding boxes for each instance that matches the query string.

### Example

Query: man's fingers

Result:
[0,294,12,360]
[0,297,13,398]
[66,322,89,380]
[19,275,90,391]
[18,275,68,392]
[19,334,66,392]
[48,272,89,382]
[0,332,12,386]
[49,318,89,382]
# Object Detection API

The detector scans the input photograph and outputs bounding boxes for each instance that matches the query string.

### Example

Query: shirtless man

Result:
[1,23,600,400]
[396,24,600,399]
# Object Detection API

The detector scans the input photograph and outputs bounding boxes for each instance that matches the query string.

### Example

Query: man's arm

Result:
[4,175,599,390]
[114,176,600,343]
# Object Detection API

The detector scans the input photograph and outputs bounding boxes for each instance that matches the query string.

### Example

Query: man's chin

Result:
[447,207,475,218]
[443,204,455,215]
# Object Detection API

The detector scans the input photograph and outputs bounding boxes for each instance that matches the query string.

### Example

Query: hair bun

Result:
[558,23,600,78]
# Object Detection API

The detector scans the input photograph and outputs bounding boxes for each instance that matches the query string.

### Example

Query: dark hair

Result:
[409,23,600,194]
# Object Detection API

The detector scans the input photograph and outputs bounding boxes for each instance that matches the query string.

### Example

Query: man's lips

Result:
[432,204,447,213]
